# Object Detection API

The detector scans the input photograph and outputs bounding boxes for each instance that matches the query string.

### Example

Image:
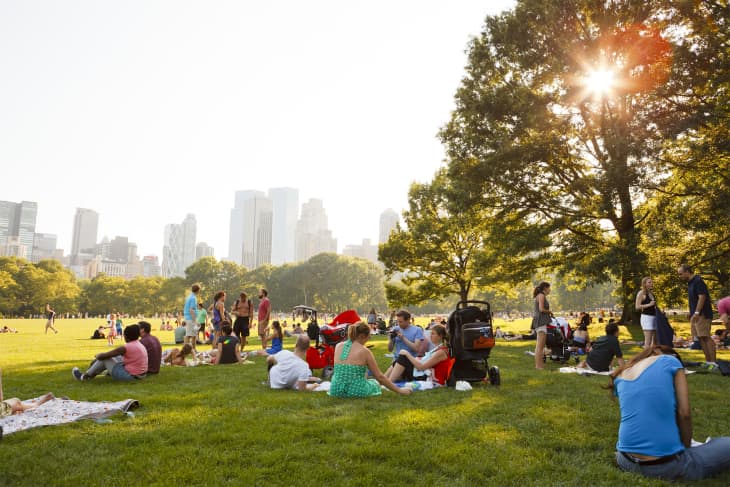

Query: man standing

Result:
[196,302,208,343]
[266,335,320,391]
[678,264,715,365]
[258,289,271,349]
[44,303,58,334]
[183,284,201,352]
[138,321,162,375]
[232,292,253,348]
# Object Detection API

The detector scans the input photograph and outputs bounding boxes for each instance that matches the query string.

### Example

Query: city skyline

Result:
[0,1,515,260]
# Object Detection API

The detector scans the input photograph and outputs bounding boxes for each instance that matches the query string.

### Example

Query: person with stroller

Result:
[636,276,657,349]
[611,345,730,480]
[531,282,552,370]
[385,324,451,385]
[329,322,412,398]
[577,321,625,372]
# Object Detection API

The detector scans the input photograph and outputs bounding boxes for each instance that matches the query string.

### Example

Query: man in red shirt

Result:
[258,288,271,349]
[138,321,162,374]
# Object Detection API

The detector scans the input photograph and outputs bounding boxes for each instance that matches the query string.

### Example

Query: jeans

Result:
[86,357,136,381]
[616,437,730,480]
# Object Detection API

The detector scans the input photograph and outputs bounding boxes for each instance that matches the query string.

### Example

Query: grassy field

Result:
[0,317,729,486]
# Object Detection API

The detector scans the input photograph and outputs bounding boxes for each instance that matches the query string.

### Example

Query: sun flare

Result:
[583,68,615,96]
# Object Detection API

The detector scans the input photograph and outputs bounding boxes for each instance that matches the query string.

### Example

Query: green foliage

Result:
[439,0,729,323]
[380,171,546,308]
[0,257,80,316]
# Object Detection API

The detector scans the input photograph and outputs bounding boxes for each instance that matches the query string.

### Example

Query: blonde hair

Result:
[347,322,371,341]
[640,276,652,294]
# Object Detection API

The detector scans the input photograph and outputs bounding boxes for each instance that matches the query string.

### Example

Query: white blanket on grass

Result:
[559,366,611,376]
[0,397,139,436]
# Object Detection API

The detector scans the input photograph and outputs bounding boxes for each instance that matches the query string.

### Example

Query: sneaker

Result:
[72,367,84,381]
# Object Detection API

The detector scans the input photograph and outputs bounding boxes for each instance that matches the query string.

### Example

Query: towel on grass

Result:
[0,397,139,436]
[559,366,611,376]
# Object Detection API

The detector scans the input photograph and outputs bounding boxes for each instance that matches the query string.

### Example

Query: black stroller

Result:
[545,317,579,364]
[447,301,500,386]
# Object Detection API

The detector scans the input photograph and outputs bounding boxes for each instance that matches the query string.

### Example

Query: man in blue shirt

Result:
[385,310,425,377]
[678,264,715,365]
[183,284,201,351]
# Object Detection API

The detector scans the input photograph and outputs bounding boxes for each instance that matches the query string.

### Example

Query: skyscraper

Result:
[162,214,197,277]
[71,208,99,257]
[379,208,400,244]
[296,199,337,262]
[268,187,299,265]
[31,233,58,263]
[228,190,273,269]
[195,242,215,260]
[0,200,38,261]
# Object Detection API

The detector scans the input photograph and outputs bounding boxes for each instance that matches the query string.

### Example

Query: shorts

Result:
[691,316,712,338]
[234,316,250,337]
[640,314,656,331]
[258,320,268,336]
[535,326,547,334]
[212,321,221,332]
[0,400,12,417]
[394,354,416,381]
[184,319,198,337]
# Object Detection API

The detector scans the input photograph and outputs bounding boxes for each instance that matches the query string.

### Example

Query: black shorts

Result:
[234,316,250,337]
[394,354,415,381]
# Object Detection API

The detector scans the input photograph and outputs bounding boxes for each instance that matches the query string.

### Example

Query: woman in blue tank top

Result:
[609,346,730,480]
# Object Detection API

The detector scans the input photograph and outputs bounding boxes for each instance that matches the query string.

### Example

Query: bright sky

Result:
[0,0,515,259]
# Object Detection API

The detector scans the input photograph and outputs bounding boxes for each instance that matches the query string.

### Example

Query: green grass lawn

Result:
[1,317,729,486]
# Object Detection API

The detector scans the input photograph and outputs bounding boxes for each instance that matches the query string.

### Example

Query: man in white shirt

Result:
[267,335,320,391]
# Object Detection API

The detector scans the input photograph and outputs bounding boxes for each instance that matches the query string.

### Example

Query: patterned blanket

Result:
[1,397,139,436]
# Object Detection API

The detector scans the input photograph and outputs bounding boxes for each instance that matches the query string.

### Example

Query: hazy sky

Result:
[0,1,515,259]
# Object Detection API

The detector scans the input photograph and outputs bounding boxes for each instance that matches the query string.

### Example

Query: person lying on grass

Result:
[266,334,321,391]
[577,322,625,372]
[72,324,148,381]
[0,368,55,417]
[384,324,451,385]
[610,345,730,481]
[162,344,195,366]
[328,322,412,398]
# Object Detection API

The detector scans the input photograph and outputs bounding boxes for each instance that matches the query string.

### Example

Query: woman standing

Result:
[636,277,657,349]
[531,282,552,369]
[210,291,226,348]
[611,346,730,480]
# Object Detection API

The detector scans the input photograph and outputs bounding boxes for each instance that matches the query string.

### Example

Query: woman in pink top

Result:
[72,324,149,381]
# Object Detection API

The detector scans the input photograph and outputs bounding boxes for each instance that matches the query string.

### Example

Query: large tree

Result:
[440,0,722,323]
[380,170,548,306]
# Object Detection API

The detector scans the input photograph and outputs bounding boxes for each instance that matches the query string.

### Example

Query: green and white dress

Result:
[328,340,382,398]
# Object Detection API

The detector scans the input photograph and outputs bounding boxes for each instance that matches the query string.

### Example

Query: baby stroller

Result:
[447,301,500,386]
[303,309,359,379]
[545,317,579,364]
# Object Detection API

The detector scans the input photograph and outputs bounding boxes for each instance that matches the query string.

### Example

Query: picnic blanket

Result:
[559,366,611,376]
[0,397,139,436]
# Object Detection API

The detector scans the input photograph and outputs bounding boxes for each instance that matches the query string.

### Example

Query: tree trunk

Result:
[617,229,645,326]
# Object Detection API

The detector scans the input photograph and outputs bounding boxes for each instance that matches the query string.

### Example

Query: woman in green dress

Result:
[329,322,412,398]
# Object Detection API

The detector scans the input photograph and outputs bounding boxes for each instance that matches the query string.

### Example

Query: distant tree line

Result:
[0,254,387,318]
